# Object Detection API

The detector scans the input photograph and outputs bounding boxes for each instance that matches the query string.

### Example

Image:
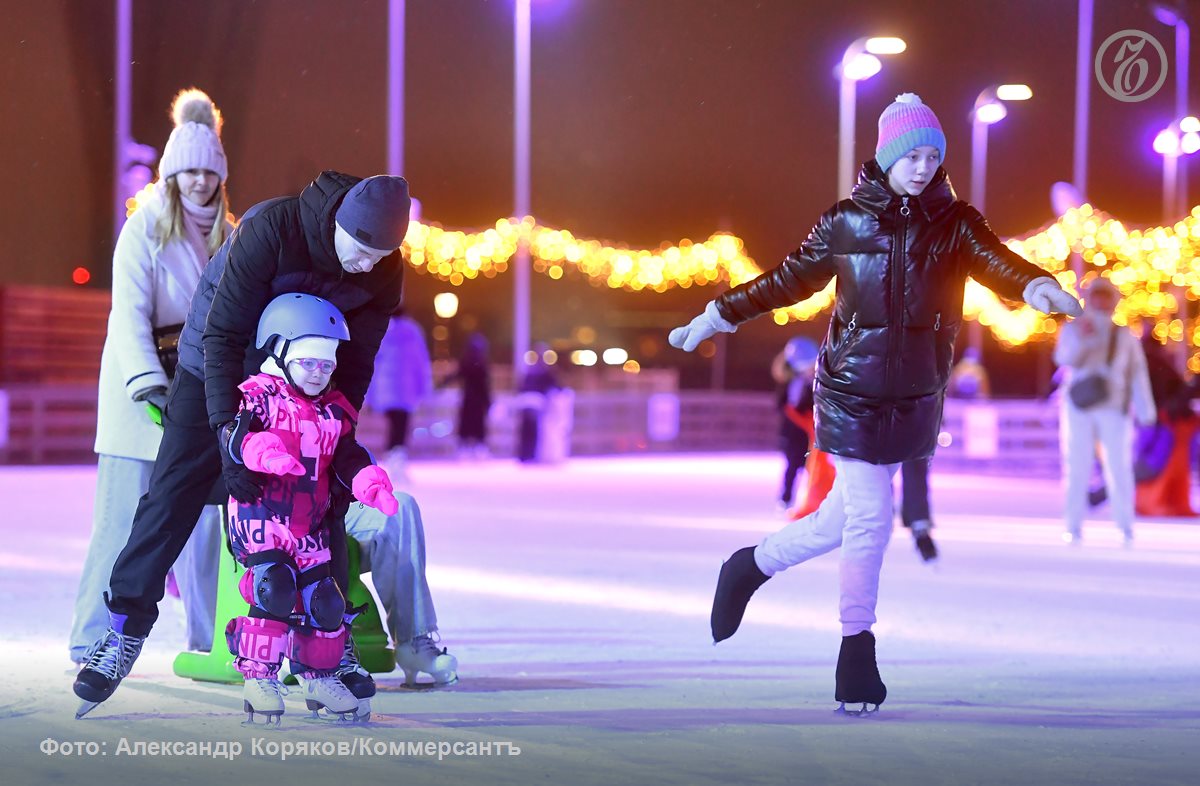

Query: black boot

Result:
[913,531,938,562]
[834,631,886,715]
[710,546,770,643]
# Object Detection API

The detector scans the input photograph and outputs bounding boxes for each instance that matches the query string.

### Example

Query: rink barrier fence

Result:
[0,384,1119,478]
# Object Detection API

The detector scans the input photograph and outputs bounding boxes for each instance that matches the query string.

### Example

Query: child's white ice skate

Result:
[302,675,361,722]
[242,678,287,728]
[396,633,458,687]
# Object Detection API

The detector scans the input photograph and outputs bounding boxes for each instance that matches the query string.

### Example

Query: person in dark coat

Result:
[447,332,492,458]
[672,94,1082,712]
[516,342,561,463]
[772,336,817,509]
[75,172,413,718]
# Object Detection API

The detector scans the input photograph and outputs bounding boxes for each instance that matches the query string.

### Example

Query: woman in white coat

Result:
[69,89,234,664]
[1054,276,1156,545]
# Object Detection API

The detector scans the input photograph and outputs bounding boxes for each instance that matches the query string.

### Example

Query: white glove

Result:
[1023,277,1082,317]
[668,301,737,352]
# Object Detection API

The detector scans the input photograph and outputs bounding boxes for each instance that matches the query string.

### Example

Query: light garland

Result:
[126,184,1197,368]
[401,206,1200,369]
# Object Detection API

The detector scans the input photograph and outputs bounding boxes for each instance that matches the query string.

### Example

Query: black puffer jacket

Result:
[716,162,1050,464]
[199,171,405,429]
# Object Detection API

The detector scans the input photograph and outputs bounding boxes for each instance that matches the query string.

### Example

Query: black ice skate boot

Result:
[334,633,376,721]
[710,546,770,643]
[910,520,938,562]
[834,630,886,716]
[73,607,146,719]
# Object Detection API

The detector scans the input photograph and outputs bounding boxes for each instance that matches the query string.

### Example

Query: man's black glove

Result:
[217,421,266,504]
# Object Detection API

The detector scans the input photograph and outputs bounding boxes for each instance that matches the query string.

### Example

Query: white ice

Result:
[1,454,1197,785]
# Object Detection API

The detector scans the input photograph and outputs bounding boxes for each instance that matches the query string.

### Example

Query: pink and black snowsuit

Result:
[223,373,373,679]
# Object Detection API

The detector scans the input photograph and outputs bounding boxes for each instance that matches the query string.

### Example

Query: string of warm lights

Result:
[126,185,1198,370]
[401,206,1200,370]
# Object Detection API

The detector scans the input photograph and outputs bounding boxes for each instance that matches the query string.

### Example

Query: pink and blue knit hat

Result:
[875,93,946,174]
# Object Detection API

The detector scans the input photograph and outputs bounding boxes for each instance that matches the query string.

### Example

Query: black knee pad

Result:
[250,561,297,619]
[301,575,346,632]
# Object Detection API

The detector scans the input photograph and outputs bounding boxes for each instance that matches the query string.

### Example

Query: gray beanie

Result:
[335,175,412,251]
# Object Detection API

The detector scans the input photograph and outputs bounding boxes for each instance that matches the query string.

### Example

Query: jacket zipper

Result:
[934,311,941,331]
[884,196,910,391]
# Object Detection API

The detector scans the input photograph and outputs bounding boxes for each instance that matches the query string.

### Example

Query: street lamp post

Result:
[513,0,532,382]
[836,37,906,200]
[1153,118,1200,369]
[1153,1,1190,213]
[387,0,405,177]
[969,84,1032,354]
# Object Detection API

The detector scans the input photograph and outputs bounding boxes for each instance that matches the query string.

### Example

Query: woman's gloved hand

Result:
[1023,277,1083,317]
[668,301,737,352]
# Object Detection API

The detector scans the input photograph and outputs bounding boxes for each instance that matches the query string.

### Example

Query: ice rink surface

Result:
[1,453,1197,785]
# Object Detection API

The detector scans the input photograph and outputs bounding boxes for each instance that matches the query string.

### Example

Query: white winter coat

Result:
[94,184,232,460]
[1053,312,1156,423]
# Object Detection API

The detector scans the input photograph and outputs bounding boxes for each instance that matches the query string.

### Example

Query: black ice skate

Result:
[834,630,887,716]
[913,531,938,562]
[73,621,146,719]
[710,546,770,643]
[334,636,376,721]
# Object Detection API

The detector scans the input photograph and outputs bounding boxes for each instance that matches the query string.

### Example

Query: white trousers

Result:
[755,456,900,636]
[1061,404,1135,537]
[69,454,221,661]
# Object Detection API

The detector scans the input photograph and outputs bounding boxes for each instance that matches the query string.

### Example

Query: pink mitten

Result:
[241,432,305,476]
[352,465,398,515]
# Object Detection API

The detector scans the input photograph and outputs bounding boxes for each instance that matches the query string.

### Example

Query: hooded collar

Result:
[850,160,957,220]
[298,171,363,274]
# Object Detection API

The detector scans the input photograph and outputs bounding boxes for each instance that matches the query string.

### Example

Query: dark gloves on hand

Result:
[217,421,266,504]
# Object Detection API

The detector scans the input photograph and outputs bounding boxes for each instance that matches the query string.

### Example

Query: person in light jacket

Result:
[69,89,232,665]
[365,306,433,480]
[1053,276,1156,545]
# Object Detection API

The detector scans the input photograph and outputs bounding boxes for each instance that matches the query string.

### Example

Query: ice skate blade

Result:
[75,700,100,720]
[835,701,880,717]
[401,668,459,689]
[305,708,360,723]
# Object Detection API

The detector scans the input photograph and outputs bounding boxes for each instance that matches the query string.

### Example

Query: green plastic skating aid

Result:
[146,403,163,427]
[173,507,394,684]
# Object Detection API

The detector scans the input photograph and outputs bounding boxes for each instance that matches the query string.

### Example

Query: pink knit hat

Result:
[875,93,946,174]
[158,88,228,182]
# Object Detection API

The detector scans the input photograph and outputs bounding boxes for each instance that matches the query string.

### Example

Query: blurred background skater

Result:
[515,341,564,464]
[1054,276,1156,545]
[771,336,817,511]
[946,347,992,399]
[70,88,232,668]
[443,332,492,460]
[366,305,433,484]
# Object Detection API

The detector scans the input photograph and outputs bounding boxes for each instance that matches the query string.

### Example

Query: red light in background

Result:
[72,267,91,285]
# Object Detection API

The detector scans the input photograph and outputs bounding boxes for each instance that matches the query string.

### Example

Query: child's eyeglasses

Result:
[292,358,336,374]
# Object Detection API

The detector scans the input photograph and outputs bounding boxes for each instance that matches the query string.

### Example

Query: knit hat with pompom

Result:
[875,93,946,174]
[158,88,228,182]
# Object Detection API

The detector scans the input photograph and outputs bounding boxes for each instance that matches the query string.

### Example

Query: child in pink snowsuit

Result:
[222,292,398,724]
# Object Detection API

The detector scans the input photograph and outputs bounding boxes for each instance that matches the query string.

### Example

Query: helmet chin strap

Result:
[271,338,302,390]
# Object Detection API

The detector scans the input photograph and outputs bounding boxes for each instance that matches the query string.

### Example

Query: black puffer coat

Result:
[198,171,405,429]
[715,161,1050,464]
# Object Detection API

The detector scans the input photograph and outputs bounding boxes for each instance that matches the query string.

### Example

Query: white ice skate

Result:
[302,676,361,721]
[396,633,458,687]
[242,678,287,727]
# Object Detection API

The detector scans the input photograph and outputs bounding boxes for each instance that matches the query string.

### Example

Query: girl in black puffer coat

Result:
[671,94,1083,713]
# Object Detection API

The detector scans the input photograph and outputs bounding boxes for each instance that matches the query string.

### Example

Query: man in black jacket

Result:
[75,172,413,719]
[671,94,1082,714]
